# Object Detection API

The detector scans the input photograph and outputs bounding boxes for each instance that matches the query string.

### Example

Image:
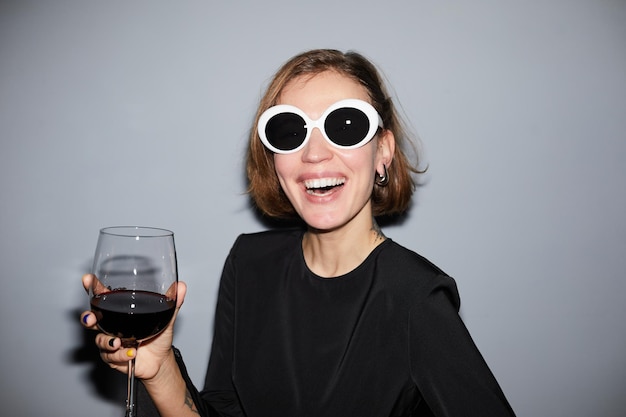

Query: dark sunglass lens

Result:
[325,108,370,147]
[265,113,307,151]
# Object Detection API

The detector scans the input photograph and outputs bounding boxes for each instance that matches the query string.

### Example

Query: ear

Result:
[376,129,395,174]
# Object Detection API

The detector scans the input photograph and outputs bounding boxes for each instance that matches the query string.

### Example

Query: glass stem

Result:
[125,356,136,417]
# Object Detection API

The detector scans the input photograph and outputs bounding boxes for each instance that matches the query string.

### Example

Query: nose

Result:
[301,127,333,163]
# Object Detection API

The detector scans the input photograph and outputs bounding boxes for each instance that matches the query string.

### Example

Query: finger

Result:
[82,273,108,294]
[94,333,137,358]
[95,333,121,351]
[82,274,92,293]
[100,348,136,371]
[80,310,99,329]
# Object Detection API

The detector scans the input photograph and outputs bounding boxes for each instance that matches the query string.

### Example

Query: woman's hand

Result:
[79,274,187,381]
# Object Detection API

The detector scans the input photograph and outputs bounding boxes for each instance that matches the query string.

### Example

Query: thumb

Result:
[174,281,187,309]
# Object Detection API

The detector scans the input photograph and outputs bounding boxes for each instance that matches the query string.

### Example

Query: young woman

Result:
[81,49,515,416]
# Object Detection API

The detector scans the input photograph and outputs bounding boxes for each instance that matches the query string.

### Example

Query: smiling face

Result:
[273,71,394,232]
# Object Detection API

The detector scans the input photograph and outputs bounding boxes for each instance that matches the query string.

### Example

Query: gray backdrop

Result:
[1,1,625,416]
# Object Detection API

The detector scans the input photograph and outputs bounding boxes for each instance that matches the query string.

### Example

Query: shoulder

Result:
[377,240,460,307]
[379,239,449,278]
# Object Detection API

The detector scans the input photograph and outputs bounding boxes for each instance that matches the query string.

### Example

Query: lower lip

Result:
[304,185,344,203]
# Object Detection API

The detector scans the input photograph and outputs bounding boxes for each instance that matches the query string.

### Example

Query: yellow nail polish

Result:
[126,349,135,358]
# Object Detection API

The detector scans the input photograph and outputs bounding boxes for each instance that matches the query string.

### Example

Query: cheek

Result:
[273,155,289,179]
[273,155,296,191]
[339,146,378,173]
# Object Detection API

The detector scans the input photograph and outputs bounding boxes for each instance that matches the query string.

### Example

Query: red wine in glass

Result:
[90,289,176,345]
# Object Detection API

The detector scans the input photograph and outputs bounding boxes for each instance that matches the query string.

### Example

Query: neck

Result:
[302,218,386,278]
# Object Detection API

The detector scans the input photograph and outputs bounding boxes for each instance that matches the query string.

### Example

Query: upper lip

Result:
[303,177,346,189]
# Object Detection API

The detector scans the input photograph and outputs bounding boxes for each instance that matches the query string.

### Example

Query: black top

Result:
[146,229,515,416]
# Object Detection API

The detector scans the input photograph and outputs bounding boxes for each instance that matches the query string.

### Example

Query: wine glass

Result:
[89,226,178,417]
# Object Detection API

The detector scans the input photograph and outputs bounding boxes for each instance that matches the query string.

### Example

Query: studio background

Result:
[1,1,624,416]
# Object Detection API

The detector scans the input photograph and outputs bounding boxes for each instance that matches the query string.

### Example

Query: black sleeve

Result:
[199,237,246,416]
[409,275,516,416]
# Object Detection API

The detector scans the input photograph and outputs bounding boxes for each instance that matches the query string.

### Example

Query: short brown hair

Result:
[247,49,421,219]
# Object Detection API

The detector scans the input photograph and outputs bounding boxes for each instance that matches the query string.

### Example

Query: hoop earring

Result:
[375,164,389,187]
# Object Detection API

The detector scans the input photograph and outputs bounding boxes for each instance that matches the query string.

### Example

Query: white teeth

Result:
[304,178,345,189]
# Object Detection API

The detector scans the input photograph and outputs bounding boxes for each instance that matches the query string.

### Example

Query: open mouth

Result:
[304,178,345,196]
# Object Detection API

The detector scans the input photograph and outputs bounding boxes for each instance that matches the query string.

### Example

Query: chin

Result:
[302,213,350,233]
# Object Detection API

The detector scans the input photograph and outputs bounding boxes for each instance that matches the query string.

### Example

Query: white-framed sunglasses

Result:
[257,98,384,154]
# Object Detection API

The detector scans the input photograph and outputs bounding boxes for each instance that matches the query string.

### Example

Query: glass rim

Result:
[99,226,174,238]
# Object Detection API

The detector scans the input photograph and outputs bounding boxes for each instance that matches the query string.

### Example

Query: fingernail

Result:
[82,313,89,325]
[108,338,115,348]
[126,348,135,358]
